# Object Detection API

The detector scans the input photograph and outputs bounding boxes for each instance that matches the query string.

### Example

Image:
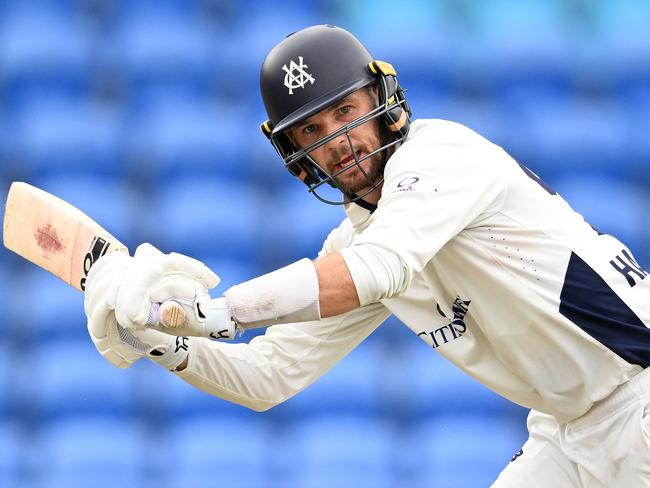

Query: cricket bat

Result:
[3,181,185,328]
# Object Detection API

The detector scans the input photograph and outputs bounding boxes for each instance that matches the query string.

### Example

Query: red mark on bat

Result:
[35,224,64,253]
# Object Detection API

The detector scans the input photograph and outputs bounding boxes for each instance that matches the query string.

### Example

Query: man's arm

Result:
[175,302,390,410]
[314,252,360,317]
[222,245,406,332]
[176,252,390,372]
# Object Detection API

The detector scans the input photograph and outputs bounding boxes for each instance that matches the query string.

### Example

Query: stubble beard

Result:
[333,150,386,196]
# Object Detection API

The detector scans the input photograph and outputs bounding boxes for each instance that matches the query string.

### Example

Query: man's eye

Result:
[339,105,352,115]
[303,124,317,135]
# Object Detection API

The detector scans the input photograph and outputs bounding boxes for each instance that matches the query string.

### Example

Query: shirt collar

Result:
[344,201,373,229]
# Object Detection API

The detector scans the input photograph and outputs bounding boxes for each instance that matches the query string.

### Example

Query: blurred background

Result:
[0,0,649,486]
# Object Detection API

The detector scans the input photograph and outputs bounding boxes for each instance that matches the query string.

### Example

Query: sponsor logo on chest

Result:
[417,296,471,349]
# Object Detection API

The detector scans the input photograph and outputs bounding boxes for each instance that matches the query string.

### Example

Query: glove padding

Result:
[120,245,237,339]
[85,253,189,369]
[85,242,235,369]
[84,242,217,369]
[88,306,189,370]
[102,243,220,331]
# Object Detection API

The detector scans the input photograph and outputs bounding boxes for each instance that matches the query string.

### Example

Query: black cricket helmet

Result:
[260,24,411,205]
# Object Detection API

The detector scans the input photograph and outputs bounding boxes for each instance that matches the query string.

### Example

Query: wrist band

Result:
[224,258,321,329]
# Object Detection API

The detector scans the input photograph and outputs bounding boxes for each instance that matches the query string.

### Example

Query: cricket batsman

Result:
[84,25,650,486]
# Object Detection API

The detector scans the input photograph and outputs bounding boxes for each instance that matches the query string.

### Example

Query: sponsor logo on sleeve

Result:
[510,449,524,462]
[392,176,420,194]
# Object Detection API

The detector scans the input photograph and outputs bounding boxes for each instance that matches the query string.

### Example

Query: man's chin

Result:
[338,179,377,196]
[332,160,383,195]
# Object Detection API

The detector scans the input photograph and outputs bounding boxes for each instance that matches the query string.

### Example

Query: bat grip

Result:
[146,301,187,328]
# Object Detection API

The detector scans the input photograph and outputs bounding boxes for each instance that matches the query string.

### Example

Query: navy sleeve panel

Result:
[559,252,650,368]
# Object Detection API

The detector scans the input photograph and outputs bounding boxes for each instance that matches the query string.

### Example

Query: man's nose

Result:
[322,121,348,151]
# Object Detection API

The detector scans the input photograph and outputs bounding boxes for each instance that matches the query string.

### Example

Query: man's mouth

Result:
[334,151,363,172]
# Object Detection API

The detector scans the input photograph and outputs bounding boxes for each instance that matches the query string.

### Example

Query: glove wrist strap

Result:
[148,336,191,370]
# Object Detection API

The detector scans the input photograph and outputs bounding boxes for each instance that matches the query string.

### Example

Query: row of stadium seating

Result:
[0,331,527,418]
[3,78,649,180]
[2,0,649,85]
[0,412,526,488]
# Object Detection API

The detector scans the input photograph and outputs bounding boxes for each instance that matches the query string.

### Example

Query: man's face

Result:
[287,86,385,196]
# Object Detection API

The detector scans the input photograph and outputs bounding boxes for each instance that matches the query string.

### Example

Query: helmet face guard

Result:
[260,25,411,205]
[270,73,409,204]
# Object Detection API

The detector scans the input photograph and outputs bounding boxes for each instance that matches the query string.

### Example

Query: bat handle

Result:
[146,300,187,329]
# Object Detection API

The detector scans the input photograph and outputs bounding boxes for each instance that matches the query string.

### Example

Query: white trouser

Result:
[493,367,650,487]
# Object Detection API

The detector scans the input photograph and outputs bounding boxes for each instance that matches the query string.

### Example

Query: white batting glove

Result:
[85,243,237,340]
[84,252,189,369]
[89,310,189,370]
[105,243,217,328]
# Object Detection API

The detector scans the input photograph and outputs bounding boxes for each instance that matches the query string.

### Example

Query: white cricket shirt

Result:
[178,119,650,421]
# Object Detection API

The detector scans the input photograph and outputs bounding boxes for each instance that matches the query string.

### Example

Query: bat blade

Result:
[3,181,127,292]
[3,182,187,328]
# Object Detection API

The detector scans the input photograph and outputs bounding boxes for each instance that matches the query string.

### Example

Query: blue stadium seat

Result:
[28,175,138,247]
[32,417,146,488]
[388,340,518,417]
[149,177,261,261]
[14,267,85,340]
[198,255,259,291]
[403,415,527,487]
[0,256,12,319]
[336,1,458,96]
[589,0,650,90]
[0,421,21,487]
[466,0,574,94]
[623,88,650,180]
[0,0,93,14]
[553,175,649,266]
[0,118,9,173]
[506,97,629,179]
[108,8,219,98]
[2,260,32,342]
[281,415,396,488]
[3,247,84,343]
[0,342,13,416]
[27,339,135,419]
[111,0,206,18]
[261,179,348,263]
[0,7,95,106]
[158,415,272,488]
[13,97,125,177]
[125,96,249,180]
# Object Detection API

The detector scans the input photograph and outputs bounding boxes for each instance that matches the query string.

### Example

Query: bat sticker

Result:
[80,236,111,291]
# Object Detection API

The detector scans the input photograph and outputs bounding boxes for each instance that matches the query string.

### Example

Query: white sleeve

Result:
[174,301,390,411]
[351,136,507,279]
[339,243,409,306]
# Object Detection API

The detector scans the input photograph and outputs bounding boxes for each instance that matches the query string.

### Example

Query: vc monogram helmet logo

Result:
[282,56,315,95]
